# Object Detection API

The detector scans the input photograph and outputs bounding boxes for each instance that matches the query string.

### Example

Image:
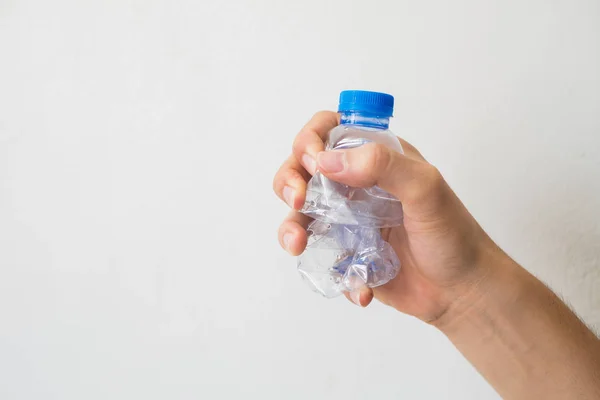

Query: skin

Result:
[273,111,600,399]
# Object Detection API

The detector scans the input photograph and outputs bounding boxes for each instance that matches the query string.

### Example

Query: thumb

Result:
[316,142,445,207]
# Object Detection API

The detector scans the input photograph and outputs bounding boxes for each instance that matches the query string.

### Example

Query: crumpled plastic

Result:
[301,171,404,227]
[297,220,401,298]
[298,172,403,298]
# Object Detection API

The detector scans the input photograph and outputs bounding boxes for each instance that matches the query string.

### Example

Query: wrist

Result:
[430,243,526,334]
[429,243,600,399]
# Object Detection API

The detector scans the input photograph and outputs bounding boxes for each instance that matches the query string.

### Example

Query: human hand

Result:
[273,111,502,323]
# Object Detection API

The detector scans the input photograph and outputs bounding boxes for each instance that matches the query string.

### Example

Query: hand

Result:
[274,112,600,399]
[273,111,503,323]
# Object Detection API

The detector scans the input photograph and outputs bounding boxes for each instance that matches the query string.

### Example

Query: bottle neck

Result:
[339,112,390,130]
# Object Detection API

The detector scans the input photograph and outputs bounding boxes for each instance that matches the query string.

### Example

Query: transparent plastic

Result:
[298,112,404,298]
[298,221,400,298]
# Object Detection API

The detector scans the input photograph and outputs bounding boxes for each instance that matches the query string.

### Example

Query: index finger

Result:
[292,111,340,175]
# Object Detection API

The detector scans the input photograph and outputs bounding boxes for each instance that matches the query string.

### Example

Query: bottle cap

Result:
[338,90,394,117]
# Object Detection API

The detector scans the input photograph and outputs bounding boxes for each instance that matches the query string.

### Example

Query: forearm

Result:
[435,248,600,399]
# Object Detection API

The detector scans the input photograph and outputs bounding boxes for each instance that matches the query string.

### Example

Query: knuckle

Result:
[409,164,445,203]
[312,110,327,119]
[352,143,393,186]
[375,143,391,164]
[425,165,444,190]
[272,172,283,194]
[369,143,392,174]
[285,168,306,189]
[272,162,291,194]
[348,143,390,187]
[292,135,303,156]
[273,166,301,194]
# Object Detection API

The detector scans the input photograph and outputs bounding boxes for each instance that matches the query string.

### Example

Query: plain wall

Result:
[1,1,599,399]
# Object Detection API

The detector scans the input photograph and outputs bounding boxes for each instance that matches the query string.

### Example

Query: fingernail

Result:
[283,233,293,251]
[317,151,345,173]
[302,154,317,175]
[283,186,295,208]
[349,291,362,307]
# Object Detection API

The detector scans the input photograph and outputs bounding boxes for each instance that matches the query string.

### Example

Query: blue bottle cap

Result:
[338,90,394,117]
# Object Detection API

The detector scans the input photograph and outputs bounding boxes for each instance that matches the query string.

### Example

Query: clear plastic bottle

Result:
[298,90,404,298]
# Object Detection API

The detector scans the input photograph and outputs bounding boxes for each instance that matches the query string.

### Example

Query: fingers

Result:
[278,210,312,256]
[273,111,340,208]
[316,142,446,208]
[292,111,340,175]
[277,211,376,308]
[273,154,308,210]
[343,287,374,307]
[277,207,375,308]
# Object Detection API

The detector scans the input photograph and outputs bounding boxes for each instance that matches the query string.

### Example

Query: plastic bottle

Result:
[298,90,404,298]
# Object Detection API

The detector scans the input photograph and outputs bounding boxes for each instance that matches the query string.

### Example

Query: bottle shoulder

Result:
[327,125,402,153]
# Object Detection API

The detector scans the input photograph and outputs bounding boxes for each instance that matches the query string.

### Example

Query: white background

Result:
[1,1,599,399]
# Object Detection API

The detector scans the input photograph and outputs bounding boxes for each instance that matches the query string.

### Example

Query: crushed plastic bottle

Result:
[298,90,404,298]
